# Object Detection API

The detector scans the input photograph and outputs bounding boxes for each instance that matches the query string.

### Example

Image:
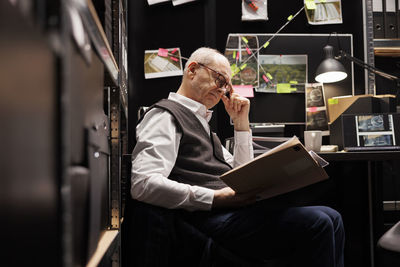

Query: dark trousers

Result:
[126,199,344,267]
[182,201,345,267]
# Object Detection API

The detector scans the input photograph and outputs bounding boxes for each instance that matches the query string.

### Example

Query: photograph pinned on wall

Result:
[305,83,329,134]
[355,114,396,147]
[304,0,343,25]
[306,83,325,107]
[144,48,183,79]
[172,0,197,6]
[241,0,268,21]
[225,34,259,88]
[257,54,307,93]
[306,110,329,132]
[147,0,170,5]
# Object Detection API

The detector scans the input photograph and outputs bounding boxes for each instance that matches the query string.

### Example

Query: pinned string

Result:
[154,5,305,82]
[155,4,304,90]
[239,5,306,68]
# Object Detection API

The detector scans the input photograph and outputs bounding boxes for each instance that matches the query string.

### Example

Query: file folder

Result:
[373,0,385,38]
[384,0,397,38]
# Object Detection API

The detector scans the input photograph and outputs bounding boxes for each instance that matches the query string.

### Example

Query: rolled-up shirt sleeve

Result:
[131,109,214,211]
[222,130,254,167]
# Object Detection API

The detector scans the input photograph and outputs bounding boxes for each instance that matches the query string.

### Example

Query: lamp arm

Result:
[339,50,399,82]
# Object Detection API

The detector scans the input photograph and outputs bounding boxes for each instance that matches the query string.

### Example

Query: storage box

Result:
[327,94,396,149]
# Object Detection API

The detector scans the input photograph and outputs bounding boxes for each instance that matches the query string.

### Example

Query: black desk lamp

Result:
[315,45,400,101]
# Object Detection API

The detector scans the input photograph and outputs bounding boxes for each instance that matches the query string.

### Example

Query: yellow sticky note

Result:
[241,36,249,44]
[240,63,247,70]
[233,51,236,59]
[277,83,296,93]
[287,15,293,21]
[266,73,273,80]
[263,41,270,48]
[305,0,316,10]
[328,98,339,105]
[289,80,298,84]
[320,0,326,3]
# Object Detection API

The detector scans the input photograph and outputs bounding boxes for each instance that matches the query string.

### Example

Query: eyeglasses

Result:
[197,62,232,94]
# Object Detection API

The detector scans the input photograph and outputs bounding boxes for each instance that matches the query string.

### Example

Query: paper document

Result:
[220,136,329,200]
[309,150,329,167]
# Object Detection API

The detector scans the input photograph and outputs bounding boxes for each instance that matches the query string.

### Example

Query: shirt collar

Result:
[168,92,213,122]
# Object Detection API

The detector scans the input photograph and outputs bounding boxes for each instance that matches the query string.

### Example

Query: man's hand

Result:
[221,91,250,131]
[212,187,259,208]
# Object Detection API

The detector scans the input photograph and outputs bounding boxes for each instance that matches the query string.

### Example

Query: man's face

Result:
[190,60,231,109]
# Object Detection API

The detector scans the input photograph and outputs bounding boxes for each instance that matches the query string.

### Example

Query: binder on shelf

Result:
[384,0,398,38]
[397,0,400,38]
[373,0,385,38]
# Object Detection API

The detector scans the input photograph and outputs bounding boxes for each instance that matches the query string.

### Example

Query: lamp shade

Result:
[315,45,348,83]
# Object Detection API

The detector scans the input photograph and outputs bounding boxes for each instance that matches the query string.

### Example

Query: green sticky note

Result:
[328,98,339,105]
[233,51,236,59]
[266,73,273,80]
[289,80,298,84]
[263,41,270,48]
[241,36,249,44]
[230,64,240,77]
[287,15,293,21]
[276,83,295,93]
[320,0,326,3]
[240,63,247,70]
[305,0,316,10]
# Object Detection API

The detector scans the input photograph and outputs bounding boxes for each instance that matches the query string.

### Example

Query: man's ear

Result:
[187,62,197,78]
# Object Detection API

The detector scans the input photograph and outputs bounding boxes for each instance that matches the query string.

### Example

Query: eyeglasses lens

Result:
[215,75,227,89]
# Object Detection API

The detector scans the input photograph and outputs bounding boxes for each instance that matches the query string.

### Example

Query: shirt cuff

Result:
[234,129,252,146]
[192,186,215,211]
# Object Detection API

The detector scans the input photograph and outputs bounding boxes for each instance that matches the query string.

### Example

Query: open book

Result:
[220,136,329,200]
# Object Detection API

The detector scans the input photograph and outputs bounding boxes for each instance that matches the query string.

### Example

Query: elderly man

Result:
[131,47,345,266]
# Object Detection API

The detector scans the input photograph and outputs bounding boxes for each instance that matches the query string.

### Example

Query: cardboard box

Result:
[327,94,396,124]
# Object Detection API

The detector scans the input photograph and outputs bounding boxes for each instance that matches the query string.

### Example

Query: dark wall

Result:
[128,0,366,150]
[128,0,216,151]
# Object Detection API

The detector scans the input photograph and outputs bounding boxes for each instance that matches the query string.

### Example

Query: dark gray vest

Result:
[147,99,232,190]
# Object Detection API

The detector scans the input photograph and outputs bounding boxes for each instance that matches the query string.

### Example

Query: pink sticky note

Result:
[158,48,168,57]
[262,74,269,83]
[309,107,318,112]
[236,52,239,60]
[246,47,251,55]
[171,48,178,54]
[170,56,178,62]
[232,85,254,98]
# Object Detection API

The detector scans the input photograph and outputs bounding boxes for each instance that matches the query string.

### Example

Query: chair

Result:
[377,221,400,266]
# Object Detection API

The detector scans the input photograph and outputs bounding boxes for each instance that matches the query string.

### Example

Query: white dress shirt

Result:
[131,93,253,211]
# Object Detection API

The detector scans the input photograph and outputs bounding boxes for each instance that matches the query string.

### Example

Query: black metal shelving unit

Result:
[1,0,128,266]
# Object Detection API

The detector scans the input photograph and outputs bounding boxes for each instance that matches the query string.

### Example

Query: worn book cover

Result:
[220,136,329,200]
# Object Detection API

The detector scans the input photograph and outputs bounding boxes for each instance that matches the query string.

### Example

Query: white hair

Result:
[184,47,229,72]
